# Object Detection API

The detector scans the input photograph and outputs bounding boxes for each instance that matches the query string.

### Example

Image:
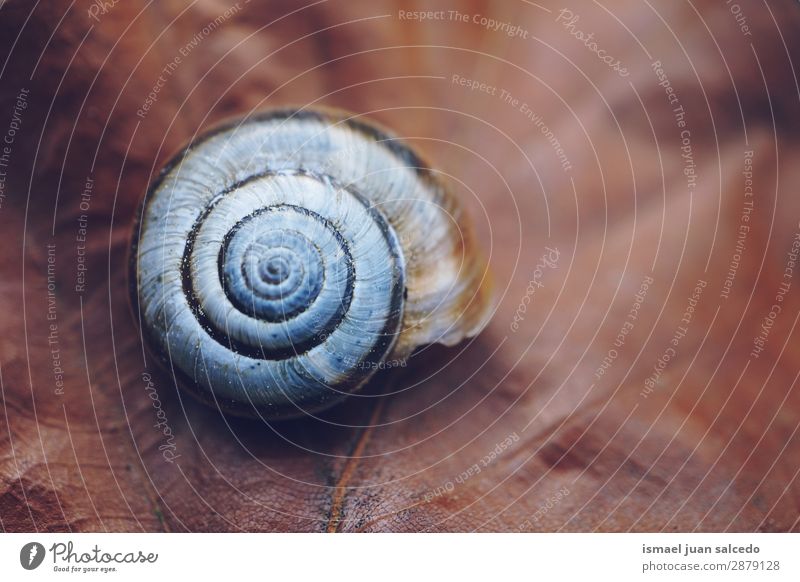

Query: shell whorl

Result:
[133,108,492,419]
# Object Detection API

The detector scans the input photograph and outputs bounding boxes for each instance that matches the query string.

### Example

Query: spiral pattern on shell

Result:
[132,108,492,419]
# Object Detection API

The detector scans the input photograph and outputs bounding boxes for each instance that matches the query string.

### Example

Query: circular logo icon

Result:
[20,542,46,570]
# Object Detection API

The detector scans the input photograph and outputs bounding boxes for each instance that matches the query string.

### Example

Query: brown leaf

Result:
[1,0,799,532]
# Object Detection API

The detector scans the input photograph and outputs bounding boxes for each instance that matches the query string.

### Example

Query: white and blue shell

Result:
[132,108,492,419]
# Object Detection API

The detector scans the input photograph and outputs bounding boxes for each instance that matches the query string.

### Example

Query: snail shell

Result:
[132,108,492,419]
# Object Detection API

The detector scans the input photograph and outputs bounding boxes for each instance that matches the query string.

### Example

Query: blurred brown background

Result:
[1,0,799,531]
